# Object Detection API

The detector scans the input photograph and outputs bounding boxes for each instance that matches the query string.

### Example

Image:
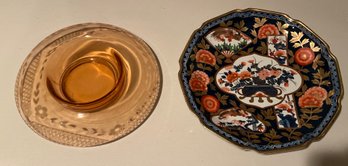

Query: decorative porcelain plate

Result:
[179,9,343,152]
[15,23,162,147]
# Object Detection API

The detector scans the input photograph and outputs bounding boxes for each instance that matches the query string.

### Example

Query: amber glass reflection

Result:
[46,41,130,112]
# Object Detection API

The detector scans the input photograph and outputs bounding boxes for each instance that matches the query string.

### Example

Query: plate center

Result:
[62,60,117,103]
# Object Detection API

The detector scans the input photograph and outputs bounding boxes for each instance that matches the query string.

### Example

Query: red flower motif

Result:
[226,72,239,83]
[239,71,252,80]
[191,70,210,84]
[241,62,247,66]
[298,95,323,108]
[294,47,315,66]
[201,95,220,113]
[304,86,328,101]
[258,24,280,39]
[298,86,328,108]
[189,79,207,92]
[189,70,210,92]
[258,69,271,80]
[196,49,216,66]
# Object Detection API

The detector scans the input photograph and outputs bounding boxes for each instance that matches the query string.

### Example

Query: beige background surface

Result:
[0,0,347,165]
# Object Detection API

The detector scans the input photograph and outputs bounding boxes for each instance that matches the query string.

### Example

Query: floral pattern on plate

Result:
[179,9,343,152]
[216,54,302,108]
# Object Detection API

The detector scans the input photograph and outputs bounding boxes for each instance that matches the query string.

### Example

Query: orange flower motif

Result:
[258,69,271,80]
[189,70,210,92]
[304,86,328,101]
[191,70,210,84]
[294,47,315,66]
[239,71,252,79]
[258,24,280,39]
[195,49,216,66]
[226,72,239,83]
[298,95,323,108]
[298,86,328,108]
[189,79,207,92]
[201,95,220,113]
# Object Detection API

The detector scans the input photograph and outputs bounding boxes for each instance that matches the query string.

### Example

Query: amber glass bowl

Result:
[15,23,162,147]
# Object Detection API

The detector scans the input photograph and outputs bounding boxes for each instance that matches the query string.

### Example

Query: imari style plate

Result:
[15,23,162,147]
[179,9,343,151]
